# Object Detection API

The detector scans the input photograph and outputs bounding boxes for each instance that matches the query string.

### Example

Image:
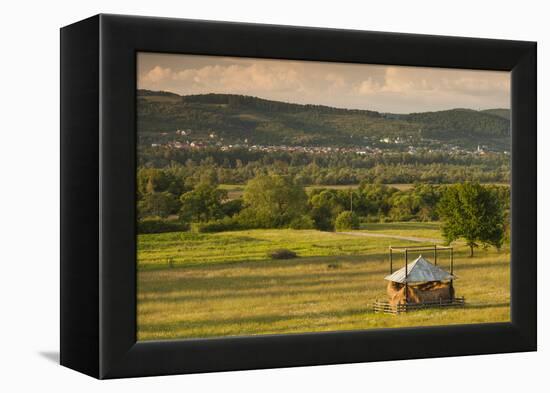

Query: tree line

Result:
[137,168,509,255]
[138,148,511,185]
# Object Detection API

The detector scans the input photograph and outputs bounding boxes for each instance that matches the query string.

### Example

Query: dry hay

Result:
[387,280,455,307]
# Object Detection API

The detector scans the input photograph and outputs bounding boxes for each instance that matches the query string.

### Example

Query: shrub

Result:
[221,199,244,217]
[235,208,271,229]
[138,216,189,234]
[288,215,315,230]
[193,216,242,233]
[365,215,381,223]
[312,216,335,231]
[334,211,360,231]
[269,249,298,259]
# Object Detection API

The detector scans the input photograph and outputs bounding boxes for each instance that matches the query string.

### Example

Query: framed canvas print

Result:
[60,14,536,379]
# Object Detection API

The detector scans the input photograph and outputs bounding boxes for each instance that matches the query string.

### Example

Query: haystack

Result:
[384,255,456,307]
[386,280,455,306]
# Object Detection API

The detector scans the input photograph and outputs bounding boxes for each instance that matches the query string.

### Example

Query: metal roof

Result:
[384,255,455,284]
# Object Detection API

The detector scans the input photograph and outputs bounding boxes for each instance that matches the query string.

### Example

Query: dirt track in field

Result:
[337,231,443,244]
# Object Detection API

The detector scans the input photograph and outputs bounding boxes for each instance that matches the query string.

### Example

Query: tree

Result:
[137,168,171,196]
[289,215,315,230]
[308,189,344,231]
[411,184,442,221]
[137,167,189,198]
[356,183,398,218]
[335,211,360,231]
[221,199,244,217]
[179,182,228,222]
[240,174,307,228]
[437,183,505,257]
[388,192,420,221]
[137,192,180,218]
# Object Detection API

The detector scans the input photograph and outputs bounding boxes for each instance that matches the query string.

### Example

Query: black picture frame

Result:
[60,14,537,379]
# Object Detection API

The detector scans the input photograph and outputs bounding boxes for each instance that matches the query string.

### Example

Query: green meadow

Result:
[137,222,510,341]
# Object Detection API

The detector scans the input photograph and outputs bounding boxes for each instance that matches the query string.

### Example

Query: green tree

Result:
[335,211,360,231]
[137,168,171,195]
[289,215,315,230]
[388,192,420,221]
[437,183,505,257]
[179,183,228,222]
[137,167,188,198]
[240,174,307,228]
[412,184,442,221]
[356,183,398,218]
[221,199,244,217]
[137,192,180,218]
[308,189,344,231]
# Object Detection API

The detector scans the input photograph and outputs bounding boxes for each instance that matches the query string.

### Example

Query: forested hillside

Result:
[138,90,510,150]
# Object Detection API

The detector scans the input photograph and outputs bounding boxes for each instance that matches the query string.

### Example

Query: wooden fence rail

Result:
[373,297,466,315]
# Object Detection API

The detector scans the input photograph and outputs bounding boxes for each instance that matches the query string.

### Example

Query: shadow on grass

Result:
[139,306,373,334]
[464,302,510,310]
[139,251,396,272]
[139,266,391,294]
[140,300,510,337]
[140,282,380,305]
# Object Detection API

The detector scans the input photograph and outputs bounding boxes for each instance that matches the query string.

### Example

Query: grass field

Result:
[360,221,442,239]
[137,222,510,341]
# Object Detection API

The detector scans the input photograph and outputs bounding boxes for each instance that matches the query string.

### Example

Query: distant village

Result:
[145,128,509,156]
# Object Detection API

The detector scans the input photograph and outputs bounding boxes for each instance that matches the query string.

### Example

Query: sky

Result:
[137,52,510,114]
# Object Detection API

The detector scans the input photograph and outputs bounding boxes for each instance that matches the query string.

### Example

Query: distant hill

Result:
[137,90,510,150]
[403,108,510,141]
[481,108,510,120]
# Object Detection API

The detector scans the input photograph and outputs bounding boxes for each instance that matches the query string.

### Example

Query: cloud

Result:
[141,65,173,84]
[356,66,509,96]
[137,53,510,113]
[356,78,383,95]
[139,62,305,95]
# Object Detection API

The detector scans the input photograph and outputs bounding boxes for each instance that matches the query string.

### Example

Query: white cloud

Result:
[356,66,509,96]
[141,65,173,84]
[137,53,510,113]
[356,78,383,95]
[139,62,305,95]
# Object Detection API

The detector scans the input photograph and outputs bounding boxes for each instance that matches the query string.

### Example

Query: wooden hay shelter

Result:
[374,245,465,314]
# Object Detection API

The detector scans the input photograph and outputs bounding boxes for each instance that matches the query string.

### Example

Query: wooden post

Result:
[434,245,437,265]
[405,249,408,303]
[390,247,393,274]
[405,249,408,276]
[450,248,454,301]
